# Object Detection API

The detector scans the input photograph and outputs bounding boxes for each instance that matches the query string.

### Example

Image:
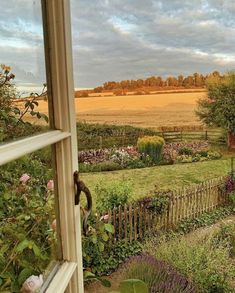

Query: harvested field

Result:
[18,91,206,128]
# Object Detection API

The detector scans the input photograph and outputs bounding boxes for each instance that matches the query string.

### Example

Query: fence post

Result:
[205,130,208,140]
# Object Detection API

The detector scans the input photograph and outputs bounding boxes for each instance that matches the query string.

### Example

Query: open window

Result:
[0,1,84,292]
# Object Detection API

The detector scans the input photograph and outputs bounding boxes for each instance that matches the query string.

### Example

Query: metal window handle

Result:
[74,171,92,235]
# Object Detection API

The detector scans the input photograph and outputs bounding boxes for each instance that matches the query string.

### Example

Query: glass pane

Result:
[0,1,49,144]
[0,146,59,292]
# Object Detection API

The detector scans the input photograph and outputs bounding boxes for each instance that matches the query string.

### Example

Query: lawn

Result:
[80,158,231,208]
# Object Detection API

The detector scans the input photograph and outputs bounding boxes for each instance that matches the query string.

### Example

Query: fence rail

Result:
[90,129,227,150]
[104,177,228,242]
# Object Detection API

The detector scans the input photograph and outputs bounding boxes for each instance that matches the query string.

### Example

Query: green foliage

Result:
[146,233,235,292]
[110,279,148,293]
[196,72,235,133]
[84,271,111,288]
[0,155,55,292]
[0,65,48,143]
[77,122,157,151]
[176,207,234,234]
[95,180,132,213]
[82,215,115,272]
[137,136,165,164]
[84,239,142,276]
[136,191,171,215]
[179,147,193,155]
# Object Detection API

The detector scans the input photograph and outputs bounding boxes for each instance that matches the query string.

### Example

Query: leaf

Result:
[18,268,33,285]
[15,240,29,253]
[84,271,96,279]
[104,224,115,234]
[98,242,104,252]
[32,243,41,256]
[102,232,109,242]
[91,235,97,244]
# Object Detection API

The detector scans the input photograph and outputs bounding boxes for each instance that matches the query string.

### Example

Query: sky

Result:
[0,0,235,90]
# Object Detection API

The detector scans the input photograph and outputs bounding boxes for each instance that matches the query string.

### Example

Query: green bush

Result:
[146,234,235,292]
[85,239,142,276]
[137,136,165,164]
[178,147,193,155]
[95,180,132,212]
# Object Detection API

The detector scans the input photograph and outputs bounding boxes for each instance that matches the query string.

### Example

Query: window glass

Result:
[0,146,59,292]
[0,0,49,145]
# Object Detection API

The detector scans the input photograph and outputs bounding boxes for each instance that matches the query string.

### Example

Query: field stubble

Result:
[23,91,206,129]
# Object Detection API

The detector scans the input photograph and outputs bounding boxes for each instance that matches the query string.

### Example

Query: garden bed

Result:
[78,141,222,173]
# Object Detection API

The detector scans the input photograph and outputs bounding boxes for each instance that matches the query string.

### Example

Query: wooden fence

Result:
[104,177,228,242]
[94,129,227,149]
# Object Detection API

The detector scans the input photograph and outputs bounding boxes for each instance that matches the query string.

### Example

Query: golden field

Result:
[22,91,207,129]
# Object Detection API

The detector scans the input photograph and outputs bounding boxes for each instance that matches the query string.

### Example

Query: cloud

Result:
[1,0,235,88]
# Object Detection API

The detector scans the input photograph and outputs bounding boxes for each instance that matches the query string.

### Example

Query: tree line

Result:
[93,71,223,93]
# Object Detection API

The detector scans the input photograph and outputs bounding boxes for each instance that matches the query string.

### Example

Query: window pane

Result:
[0,146,59,292]
[0,0,49,144]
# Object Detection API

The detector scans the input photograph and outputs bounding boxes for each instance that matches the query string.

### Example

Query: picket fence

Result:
[104,177,228,242]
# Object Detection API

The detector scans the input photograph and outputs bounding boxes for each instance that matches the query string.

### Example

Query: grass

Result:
[80,158,231,208]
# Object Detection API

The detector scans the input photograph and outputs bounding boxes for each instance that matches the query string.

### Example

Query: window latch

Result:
[74,171,92,235]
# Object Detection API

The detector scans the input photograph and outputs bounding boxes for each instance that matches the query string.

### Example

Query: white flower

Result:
[21,275,43,293]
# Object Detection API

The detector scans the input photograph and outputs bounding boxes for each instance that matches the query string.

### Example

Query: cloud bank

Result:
[0,0,235,88]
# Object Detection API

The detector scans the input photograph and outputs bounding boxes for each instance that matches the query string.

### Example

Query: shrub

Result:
[137,136,165,164]
[95,180,132,212]
[121,254,196,293]
[146,234,235,292]
[136,191,171,215]
[85,240,142,275]
[178,147,193,155]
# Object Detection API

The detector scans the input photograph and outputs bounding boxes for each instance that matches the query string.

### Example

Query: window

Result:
[0,1,84,292]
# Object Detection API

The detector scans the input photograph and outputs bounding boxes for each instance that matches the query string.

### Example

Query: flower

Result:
[21,275,43,293]
[47,180,54,191]
[100,214,109,221]
[20,174,30,184]
[51,219,56,231]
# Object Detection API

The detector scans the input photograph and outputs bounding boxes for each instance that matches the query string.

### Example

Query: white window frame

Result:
[0,0,84,292]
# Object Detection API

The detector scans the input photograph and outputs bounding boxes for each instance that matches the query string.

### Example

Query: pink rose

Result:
[100,214,109,221]
[47,180,54,191]
[20,174,30,184]
[21,275,43,293]
[51,219,56,231]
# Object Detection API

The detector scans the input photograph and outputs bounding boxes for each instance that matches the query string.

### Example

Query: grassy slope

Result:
[80,158,231,207]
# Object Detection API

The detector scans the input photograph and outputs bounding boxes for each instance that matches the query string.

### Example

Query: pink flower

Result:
[100,214,109,221]
[51,219,56,231]
[47,180,54,191]
[20,174,30,184]
[21,275,43,293]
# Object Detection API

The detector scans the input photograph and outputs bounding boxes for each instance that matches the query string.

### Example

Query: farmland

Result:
[26,90,206,128]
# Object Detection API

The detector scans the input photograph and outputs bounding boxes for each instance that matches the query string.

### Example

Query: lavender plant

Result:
[121,254,196,293]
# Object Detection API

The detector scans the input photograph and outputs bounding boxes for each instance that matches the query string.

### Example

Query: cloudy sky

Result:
[1,0,235,90]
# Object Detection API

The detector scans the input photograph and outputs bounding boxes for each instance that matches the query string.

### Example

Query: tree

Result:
[0,64,48,142]
[196,72,235,145]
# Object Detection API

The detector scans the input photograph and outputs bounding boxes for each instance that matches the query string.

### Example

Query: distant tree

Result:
[94,86,103,93]
[177,75,184,87]
[196,72,235,146]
